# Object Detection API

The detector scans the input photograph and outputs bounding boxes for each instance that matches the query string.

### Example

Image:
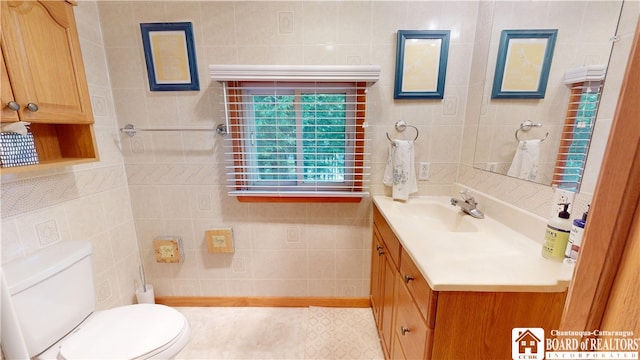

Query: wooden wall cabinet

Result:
[1,0,98,173]
[371,203,566,359]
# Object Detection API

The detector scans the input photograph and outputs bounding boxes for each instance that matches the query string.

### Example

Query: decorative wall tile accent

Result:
[231,256,246,273]
[91,95,109,116]
[278,12,294,34]
[443,96,458,116]
[196,193,212,211]
[96,278,112,302]
[1,165,127,219]
[35,219,60,246]
[125,164,223,185]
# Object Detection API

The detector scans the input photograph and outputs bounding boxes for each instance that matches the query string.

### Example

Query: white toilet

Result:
[0,241,190,359]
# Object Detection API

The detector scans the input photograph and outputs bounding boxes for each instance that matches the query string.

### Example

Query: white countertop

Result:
[373,195,575,292]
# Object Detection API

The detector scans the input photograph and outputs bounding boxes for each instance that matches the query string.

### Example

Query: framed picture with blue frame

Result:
[140,22,200,91]
[394,30,450,99]
[491,29,558,99]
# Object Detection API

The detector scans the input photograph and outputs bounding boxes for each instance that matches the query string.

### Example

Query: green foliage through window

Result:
[250,92,349,185]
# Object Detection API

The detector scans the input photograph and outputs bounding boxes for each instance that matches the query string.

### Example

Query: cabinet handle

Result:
[6,101,20,111]
[376,245,383,251]
[404,274,415,284]
[377,250,385,256]
[26,103,39,112]
[401,326,410,335]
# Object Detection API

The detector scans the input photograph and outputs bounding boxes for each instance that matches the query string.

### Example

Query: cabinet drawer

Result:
[400,248,438,328]
[394,278,430,359]
[373,205,401,270]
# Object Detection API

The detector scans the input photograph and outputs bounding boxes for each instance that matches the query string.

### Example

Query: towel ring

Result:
[386,120,419,144]
[515,120,549,142]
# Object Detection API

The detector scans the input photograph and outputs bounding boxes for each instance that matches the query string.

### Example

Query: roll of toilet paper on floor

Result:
[135,284,155,304]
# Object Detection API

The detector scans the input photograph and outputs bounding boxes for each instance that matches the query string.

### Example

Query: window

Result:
[223,80,369,202]
[552,80,603,191]
[211,65,380,202]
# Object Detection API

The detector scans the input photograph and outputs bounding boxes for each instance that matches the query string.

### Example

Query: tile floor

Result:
[175,306,384,360]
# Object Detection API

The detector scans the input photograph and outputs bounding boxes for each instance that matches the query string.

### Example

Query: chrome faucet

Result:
[450,190,485,219]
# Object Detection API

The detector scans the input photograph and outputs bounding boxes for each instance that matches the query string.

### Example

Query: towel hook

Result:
[515,120,549,142]
[386,120,419,144]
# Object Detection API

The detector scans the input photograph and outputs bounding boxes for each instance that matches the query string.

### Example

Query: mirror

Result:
[472,1,624,190]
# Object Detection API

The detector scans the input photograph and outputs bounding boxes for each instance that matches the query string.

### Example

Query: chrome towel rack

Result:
[119,123,228,137]
[515,120,548,142]
[386,120,419,144]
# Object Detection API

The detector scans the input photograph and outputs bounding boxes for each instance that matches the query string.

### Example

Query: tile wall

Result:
[97,1,480,297]
[0,2,140,309]
[1,1,637,302]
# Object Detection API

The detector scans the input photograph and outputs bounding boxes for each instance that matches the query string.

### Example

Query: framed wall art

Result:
[140,22,200,91]
[394,30,450,99]
[491,29,558,99]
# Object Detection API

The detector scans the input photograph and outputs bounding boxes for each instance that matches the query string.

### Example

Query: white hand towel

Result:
[383,140,418,201]
[0,121,30,136]
[507,139,540,181]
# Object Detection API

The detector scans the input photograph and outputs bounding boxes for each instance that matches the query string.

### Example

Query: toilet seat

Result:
[57,304,189,360]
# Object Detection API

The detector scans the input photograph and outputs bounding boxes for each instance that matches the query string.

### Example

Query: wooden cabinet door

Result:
[370,229,385,328]
[1,52,19,122]
[371,225,397,358]
[1,0,94,124]
[379,257,396,356]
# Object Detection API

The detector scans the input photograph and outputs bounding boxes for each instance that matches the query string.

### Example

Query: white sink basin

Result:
[373,195,574,292]
[397,201,478,233]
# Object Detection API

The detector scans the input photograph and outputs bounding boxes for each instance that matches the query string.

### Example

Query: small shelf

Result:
[1,123,98,175]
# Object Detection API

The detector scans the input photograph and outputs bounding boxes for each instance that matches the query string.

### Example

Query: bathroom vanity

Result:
[370,195,572,359]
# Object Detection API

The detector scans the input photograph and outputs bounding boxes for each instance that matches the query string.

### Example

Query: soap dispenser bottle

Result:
[564,206,589,264]
[542,203,572,261]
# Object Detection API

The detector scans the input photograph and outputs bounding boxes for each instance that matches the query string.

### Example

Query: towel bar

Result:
[515,120,548,142]
[119,123,228,137]
[386,120,419,144]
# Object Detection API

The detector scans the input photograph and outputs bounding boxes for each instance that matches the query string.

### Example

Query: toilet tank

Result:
[2,241,95,358]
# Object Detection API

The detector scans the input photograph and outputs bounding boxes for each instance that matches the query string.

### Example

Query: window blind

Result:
[222,80,370,200]
[211,65,379,201]
[552,80,603,190]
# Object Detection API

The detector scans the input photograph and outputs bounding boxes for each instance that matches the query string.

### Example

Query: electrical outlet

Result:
[418,162,430,180]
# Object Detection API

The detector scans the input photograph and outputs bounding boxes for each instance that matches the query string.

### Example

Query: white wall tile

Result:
[91,0,637,299]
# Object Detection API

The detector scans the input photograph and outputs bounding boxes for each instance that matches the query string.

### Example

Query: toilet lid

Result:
[59,304,187,360]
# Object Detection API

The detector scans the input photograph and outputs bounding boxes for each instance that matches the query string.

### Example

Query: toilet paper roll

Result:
[135,284,155,304]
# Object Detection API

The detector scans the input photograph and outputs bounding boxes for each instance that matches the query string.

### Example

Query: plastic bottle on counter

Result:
[563,206,589,264]
[542,203,572,261]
